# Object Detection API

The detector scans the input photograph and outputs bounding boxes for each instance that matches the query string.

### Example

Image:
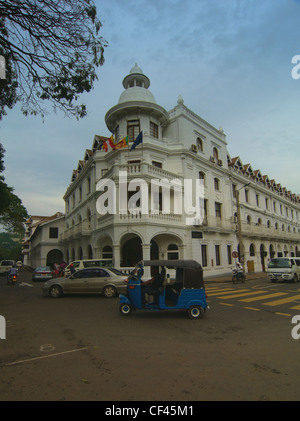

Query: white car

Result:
[0,260,16,275]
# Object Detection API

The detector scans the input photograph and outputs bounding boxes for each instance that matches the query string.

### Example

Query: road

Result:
[1,268,300,402]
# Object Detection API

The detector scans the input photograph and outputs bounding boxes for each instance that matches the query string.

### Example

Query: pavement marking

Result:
[219,303,234,306]
[19,282,33,287]
[221,291,266,299]
[207,289,250,296]
[253,283,286,289]
[243,307,260,311]
[275,312,292,317]
[239,292,288,303]
[263,294,300,307]
[5,347,88,366]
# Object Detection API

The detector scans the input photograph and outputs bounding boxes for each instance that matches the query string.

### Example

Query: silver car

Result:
[42,267,128,298]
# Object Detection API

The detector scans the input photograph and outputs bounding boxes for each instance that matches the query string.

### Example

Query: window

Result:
[213,147,219,160]
[49,227,58,238]
[102,245,113,259]
[215,202,222,218]
[227,245,232,264]
[249,244,255,256]
[245,189,249,203]
[199,171,205,184]
[201,244,207,267]
[167,244,179,260]
[232,184,237,198]
[115,125,120,142]
[215,245,221,266]
[150,122,158,138]
[197,137,203,152]
[152,161,162,168]
[127,119,140,142]
[256,194,259,207]
[87,176,91,194]
[214,178,220,191]
[265,197,269,210]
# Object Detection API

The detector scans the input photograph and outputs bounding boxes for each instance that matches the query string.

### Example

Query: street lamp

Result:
[235,182,250,271]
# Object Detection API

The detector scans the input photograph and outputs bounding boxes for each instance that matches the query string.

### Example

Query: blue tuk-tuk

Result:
[119,259,208,319]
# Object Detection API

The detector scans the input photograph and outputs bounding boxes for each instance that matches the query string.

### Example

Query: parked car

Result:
[64,259,113,275]
[0,260,16,275]
[42,267,127,298]
[32,266,53,281]
[16,261,23,268]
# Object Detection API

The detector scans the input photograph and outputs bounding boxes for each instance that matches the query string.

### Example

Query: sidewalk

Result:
[205,271,268,283]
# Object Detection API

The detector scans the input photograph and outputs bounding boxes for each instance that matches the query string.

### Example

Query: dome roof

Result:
[129,63,144,75]
[118,86,156,104]
[120,63,152,97]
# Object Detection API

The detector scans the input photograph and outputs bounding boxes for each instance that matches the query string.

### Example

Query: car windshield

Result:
[268,258,291,269]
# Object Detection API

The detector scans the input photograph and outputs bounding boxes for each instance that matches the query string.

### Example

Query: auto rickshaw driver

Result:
[141,266,165,304]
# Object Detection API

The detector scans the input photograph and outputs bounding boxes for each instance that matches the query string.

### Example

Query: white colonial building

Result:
[25,64,300,275]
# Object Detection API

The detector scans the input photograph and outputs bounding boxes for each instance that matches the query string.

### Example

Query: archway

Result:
[47,249,63,267]
[260,244,267,272]
[121,235,142,267]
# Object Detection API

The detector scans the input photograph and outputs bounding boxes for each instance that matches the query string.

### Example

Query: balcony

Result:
[59,220,91,242]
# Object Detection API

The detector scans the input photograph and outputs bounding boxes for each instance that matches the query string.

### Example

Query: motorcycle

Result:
[232,266,246,283]
[7,273,18,285]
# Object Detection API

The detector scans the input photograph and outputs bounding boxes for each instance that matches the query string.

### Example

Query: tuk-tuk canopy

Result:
[138,260,204,289]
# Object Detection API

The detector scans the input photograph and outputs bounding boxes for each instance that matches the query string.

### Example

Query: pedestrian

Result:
[53,262,60,277]
[59,261,67,277]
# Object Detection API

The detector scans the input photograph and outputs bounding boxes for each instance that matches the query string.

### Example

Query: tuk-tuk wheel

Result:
[188,305,202,319]
[119,303,132,316]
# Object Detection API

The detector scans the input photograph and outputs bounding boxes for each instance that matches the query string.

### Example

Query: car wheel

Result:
[102,285,117,298]
[188,305,202,319]
[119,303,132,315]
[49,285,63,298]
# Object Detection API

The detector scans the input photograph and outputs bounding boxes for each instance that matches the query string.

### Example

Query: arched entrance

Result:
[121,235,142,267]
[150,240,159,260]
[47,249,63,267]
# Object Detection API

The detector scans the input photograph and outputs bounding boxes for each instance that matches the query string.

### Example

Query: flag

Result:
[107,135,115,149]
[113,136,128,150]
[130,131,143,151]
[99,140,108,152]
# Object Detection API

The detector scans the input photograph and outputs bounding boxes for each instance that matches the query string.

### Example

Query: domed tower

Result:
[105,64,169,144]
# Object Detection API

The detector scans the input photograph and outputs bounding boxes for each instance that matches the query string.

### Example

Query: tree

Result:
[0,143,28,234]
[0,0,107,120]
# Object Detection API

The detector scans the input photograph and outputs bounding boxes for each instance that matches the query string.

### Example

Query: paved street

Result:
[1,268,300,401]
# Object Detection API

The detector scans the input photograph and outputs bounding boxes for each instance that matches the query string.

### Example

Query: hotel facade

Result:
[24,64,300,275]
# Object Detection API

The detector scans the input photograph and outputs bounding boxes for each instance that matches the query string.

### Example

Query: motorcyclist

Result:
[8,265,18,283]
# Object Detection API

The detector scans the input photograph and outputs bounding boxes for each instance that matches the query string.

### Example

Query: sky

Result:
[1,0,300,216]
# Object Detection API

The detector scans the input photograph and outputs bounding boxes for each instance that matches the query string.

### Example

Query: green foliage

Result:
[0,143,28,234]
[0,0,107,119]
[0,231,23,261]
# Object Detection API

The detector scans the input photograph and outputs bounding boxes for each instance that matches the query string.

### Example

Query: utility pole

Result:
[235,182,250,271]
